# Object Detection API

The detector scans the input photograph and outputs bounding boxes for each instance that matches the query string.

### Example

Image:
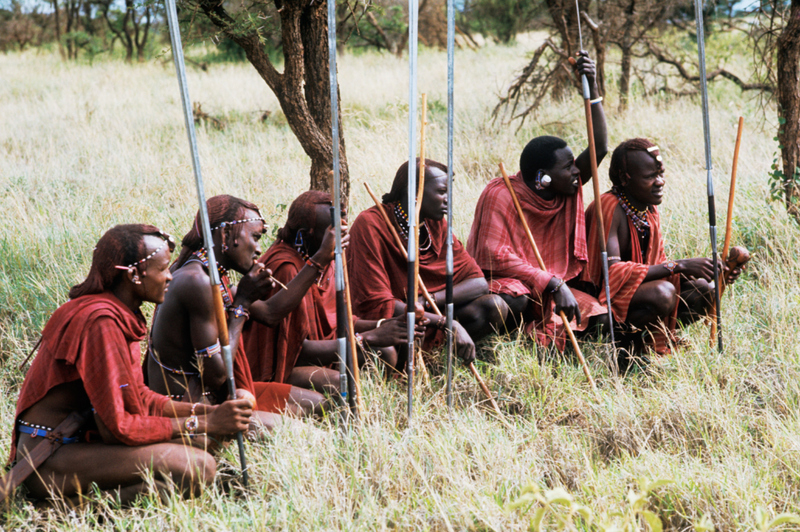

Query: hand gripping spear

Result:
[163,0,248,486]
[405,0,421,420]
[574,1,616,363]
[445,0,456,410]
[694,0,723,352]
[500,163,599,400]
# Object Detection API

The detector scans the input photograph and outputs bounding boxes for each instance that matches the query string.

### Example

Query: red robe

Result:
[220,274,292,412]
[9,292,173,464]
[347,204,483,350]
[583,192,679,353]
[466,172,606,347]
[243,241,338,383]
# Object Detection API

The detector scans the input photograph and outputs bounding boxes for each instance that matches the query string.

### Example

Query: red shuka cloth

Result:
[220,274,292,412]
[243,241,338,383]
[583,192,679,353]
[466,172,606,347]
[347,204,483,348]
[9,292,173,464]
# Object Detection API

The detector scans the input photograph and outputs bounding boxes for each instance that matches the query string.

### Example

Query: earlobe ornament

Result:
[535,170,552,190]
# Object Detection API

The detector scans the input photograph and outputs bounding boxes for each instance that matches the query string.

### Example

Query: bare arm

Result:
[422,277,490,311]
[573,51,608,184]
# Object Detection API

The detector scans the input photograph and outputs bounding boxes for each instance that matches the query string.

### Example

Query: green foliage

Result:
[460,0,544,43]
[508,479,674,531]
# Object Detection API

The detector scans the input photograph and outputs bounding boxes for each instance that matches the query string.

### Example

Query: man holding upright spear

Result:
[467,53,611,351]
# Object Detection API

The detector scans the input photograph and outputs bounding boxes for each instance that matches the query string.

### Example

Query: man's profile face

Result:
[226,209,265,274]
[420,167,448,221]
[543,147,581,196]
[136,235,172,305]
[622,150,665,207]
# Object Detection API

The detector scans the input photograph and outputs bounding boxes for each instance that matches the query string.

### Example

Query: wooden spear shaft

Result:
[710,116,744,341]
[364,183,508,420]
[499,163,599,399]
[413,94,431,384]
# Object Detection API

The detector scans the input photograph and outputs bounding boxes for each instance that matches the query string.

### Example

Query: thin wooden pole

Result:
[499,163,599,400]
[364,182,509,422]
[710,116,744,341]
[342,253,364,414]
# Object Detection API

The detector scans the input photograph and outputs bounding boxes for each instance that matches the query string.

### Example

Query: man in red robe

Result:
[148,195,336,429]
[243,191,414,390]
[8,225,251,505]
[467,52,609,349]
[583,138,744,354]
[348,159,508,364]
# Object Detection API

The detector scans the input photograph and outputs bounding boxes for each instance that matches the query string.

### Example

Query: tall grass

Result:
[1,34,799,530]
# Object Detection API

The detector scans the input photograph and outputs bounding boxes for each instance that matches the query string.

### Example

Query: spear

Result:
[500,163,599,400]
[405,0,420,420]
[694,0,723,352]
[364,183,509,422]
[327,0,355,417]
[445,0,455,410]
[163,0,248,486]
[574,0,616,367]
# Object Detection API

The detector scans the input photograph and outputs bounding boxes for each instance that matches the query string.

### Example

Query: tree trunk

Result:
[618,0,636,108]
[777,0,800,222]
[198,0,350,207]
[52,0,65,59]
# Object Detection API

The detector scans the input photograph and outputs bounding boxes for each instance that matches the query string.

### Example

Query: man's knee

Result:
[499,293,528,316]
[652,281,678,318]
[481,294,509,324]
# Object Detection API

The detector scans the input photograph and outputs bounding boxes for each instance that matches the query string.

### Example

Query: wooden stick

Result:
[710,116,744,341]
[342,253,364,414]
[364,182,508,421]
[499,162,599,399]
[414,94,429,383]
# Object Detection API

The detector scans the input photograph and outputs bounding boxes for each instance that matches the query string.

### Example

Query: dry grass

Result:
[1,34,800,531]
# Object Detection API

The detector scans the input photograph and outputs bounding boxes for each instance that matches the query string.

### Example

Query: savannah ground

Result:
[1,32,800,530]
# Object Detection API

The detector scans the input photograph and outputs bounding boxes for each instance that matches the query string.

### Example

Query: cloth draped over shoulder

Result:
[347,204,483,349]
[466,172,605,347]
[583,192,679,353]
[243,240,338,384]
[9,292,173,464]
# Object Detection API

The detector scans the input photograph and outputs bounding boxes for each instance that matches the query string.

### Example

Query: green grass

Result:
[1,34,799,530]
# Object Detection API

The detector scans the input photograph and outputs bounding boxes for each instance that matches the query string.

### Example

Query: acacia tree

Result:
[188,0,349,202]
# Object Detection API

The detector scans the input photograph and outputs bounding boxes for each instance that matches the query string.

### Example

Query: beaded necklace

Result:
[612,186,650,234]
[393,203,432,252]
[190,248,233,306]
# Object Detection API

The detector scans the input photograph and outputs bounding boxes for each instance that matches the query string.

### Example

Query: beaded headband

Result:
[114,231,176,273]
[209,217,265,232]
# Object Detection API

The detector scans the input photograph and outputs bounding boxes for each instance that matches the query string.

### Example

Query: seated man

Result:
[583,138,746,354]
[6,225,251,505]
[466,52,609,349]
[149,195,336,428]
[243,191,414,391]
[347,159,508,364]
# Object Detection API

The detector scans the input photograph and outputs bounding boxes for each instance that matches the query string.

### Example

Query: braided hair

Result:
[172,194,262,271]
[608,138,663,187]
[69,224,169,299]
[276,190,332,243]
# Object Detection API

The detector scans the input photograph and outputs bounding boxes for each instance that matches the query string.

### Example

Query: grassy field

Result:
[2,32,800,531]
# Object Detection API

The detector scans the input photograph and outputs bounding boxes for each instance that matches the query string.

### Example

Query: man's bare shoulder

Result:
[167,263,214,307]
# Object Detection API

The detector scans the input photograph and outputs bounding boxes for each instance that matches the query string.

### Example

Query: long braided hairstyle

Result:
[172,194,262,271]
[69,224,169,299]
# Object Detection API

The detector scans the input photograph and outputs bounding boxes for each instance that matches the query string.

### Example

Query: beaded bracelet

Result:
[306,258,324,271]
[590,96,603,104]
[227,305,250,320]
[549,278,565,293]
